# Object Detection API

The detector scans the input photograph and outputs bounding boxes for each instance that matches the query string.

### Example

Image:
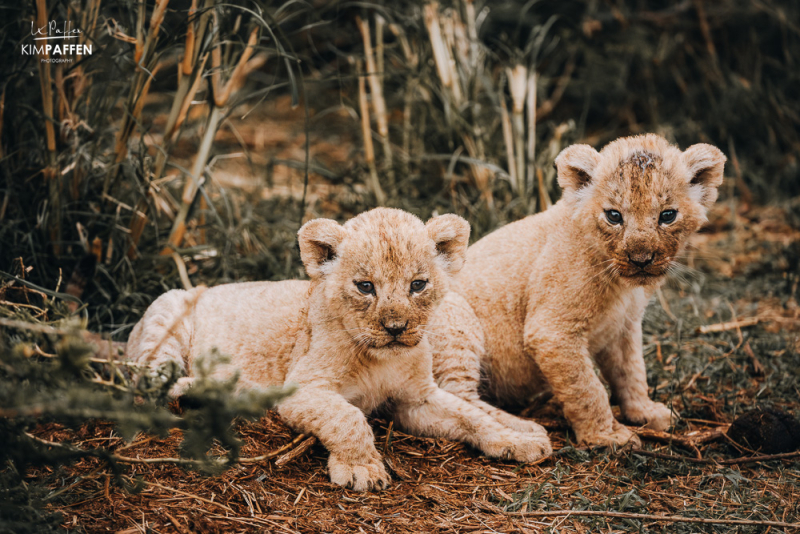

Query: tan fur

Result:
[431,134,726,448]
[127,208,551,491]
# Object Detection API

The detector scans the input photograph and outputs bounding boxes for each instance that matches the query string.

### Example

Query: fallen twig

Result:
[697,317,758,334]
[240,433,309,464]
[629,448,800,465]
[25,430,314,469]
[141,479,234,513]
[634,427,727,448]
[477,501,800,529]
[275,436,317,467]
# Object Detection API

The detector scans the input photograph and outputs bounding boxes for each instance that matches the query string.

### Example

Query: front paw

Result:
[481,431,553,462]
[623,401,676,431]
[328,453,391,492]
[497,413,550,438]
[577,420,641,449]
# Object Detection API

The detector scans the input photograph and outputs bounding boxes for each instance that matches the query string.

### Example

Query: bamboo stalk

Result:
[106,0,171,198]
[375,15,385,88]
[211,26,260,107]
[424,2,460,107]
[387,23,417,69]
[357,60,385,205]
[161,20,264,254]
[463,135,493,209]
[160,103,222,255]
[182,0,198,76]
[439,10,463,105]
[537,168,551,210]
[355,16,393,181]
[374,14,394,184]
[401,80,416,175]
[128,1,213,258]
[507,64,527,199]
[500,94,517,189]
[35,0,61,254]
[464,0,479,70]
[526,71,537,204]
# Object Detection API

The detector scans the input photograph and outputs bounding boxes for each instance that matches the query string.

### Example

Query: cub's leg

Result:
[127,288,204,397]
[430,292,548,437]
[277,388,390,492]
[525,322,641,448]
[394,387,552,461]
[595,319,674,431]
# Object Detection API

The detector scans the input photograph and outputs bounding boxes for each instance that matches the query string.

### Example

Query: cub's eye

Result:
[605,210,623,225]
[355,281,375,295]
[410,280,427,293]
[659,209,678,225]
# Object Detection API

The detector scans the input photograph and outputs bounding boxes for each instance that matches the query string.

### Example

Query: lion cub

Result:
[127,208,551,491]
[431,134,725,448]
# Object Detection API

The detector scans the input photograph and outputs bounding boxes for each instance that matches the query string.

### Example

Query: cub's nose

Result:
[629,253,655,269]
[383,322,408,337]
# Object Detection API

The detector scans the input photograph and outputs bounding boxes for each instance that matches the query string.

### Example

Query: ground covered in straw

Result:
[22,202,800,534]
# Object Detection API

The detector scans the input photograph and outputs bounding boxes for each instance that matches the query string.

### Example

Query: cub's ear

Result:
[555,144,601,193]
[682,143,726,208]
[425,214,470,276]
[298,218,346,279]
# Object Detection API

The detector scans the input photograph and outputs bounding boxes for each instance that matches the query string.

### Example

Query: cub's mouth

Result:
[381,336,421,349]
[618,265,668,281]
[613,258,670,282]
[376,329,424,349]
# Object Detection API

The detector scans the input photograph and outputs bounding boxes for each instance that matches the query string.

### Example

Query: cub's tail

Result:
[126,286,206,375]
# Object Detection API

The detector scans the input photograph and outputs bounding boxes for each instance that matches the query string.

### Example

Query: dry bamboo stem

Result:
[211,26,259,107]
[375,15,385,91]
[507,64,527,199]
[401,80,416,175]
[355,16,393,181]
[697,317,759,334]
[161,103,222,255]
[35,0,61,254]
[161,19,263,254]
[526,71,537,203]
[357,60,385,205]
[106,0,171,198]
[500,95,517,188]
[424,4,450,89]
[424,3,461,107]
[537,168,551,210]
[128,1,212,258]
[374,15,394,183]
[439,12,463,105]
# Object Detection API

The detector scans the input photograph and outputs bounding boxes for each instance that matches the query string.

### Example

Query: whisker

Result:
[418,329,447,339]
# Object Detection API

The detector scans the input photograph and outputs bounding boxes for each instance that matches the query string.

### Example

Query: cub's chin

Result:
[368,334,424,356]
[617,269,667,287]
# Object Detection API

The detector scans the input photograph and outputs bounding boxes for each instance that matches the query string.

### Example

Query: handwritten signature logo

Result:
[21,20,93,59]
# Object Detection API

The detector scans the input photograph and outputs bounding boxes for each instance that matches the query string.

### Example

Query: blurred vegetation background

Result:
[1,0,798,340]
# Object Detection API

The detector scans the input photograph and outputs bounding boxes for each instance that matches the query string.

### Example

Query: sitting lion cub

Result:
[431,134,725,448]
[127,208,551,490]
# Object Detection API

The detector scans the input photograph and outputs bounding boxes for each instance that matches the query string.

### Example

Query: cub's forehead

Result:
[595,149,688,208]
[339,219,434,279]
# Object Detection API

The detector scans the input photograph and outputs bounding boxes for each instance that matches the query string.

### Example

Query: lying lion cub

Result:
[127,208,551,490]
[431,134,725,448]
